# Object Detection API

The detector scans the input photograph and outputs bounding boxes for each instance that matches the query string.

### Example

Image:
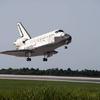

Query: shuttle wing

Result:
[0,43,57,57]
[0,49,34,57]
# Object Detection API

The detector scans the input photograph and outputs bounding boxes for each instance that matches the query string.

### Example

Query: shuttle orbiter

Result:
[0,22,72,61]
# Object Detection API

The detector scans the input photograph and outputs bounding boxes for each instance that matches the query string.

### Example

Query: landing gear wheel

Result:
[65,46,68,49]
[27,57,31,61]
[43,58,48,62]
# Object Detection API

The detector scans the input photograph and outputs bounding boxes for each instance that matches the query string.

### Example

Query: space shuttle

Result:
[0,22,72,61]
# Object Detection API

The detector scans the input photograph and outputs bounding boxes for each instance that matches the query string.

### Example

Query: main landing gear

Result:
[43,58,48,62]
[43,53,49,62]
[25,51,32,61]
[27,57,47,62]
[27,57,31,61]
[42,51,58,62]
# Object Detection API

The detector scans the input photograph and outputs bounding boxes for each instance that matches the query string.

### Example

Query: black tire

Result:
[43,58,48,62]
[65,46,68,49]
[27,58,31,61]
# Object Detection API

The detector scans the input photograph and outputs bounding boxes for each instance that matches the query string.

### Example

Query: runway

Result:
[0,74,100,84]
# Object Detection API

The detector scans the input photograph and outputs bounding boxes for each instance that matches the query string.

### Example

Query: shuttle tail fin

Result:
[17,22,31,39]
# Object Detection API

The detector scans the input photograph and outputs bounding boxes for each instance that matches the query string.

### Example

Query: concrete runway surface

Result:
[0,74,100,84]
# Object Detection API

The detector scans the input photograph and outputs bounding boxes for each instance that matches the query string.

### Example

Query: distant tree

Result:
[0,67,100,77]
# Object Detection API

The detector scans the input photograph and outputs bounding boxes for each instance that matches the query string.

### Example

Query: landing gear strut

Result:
[25,52,32,61]
[43,53,48,62]
[27,57,31,61]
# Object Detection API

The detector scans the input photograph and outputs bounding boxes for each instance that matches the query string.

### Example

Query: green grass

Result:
[0,79,100,100]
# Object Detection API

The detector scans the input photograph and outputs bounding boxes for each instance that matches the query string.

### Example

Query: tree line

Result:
[0,68,100,77]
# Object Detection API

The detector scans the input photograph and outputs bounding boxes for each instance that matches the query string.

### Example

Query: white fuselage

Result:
[16,30,66,50]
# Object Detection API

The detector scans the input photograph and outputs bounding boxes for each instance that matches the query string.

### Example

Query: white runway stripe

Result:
[0,74,100,84]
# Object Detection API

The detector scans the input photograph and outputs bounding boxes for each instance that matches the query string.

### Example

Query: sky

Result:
[0,0,100,70]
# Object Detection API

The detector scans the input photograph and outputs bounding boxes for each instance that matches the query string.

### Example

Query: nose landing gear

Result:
[64,46,68,49]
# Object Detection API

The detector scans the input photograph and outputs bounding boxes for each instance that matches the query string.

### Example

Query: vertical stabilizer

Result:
[17,22,31,39]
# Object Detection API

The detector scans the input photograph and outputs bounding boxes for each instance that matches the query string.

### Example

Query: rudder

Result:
[17,22,31,39]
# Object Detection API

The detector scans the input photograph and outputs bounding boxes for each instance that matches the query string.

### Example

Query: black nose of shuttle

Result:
[68,35,72,42]
[67,35,72,44]
[64,33,72,44]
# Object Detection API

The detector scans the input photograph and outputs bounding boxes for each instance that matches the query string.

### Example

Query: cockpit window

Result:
[55,30,64,33]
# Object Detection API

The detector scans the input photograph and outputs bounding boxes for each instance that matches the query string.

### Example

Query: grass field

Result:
[0,79,100,100]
